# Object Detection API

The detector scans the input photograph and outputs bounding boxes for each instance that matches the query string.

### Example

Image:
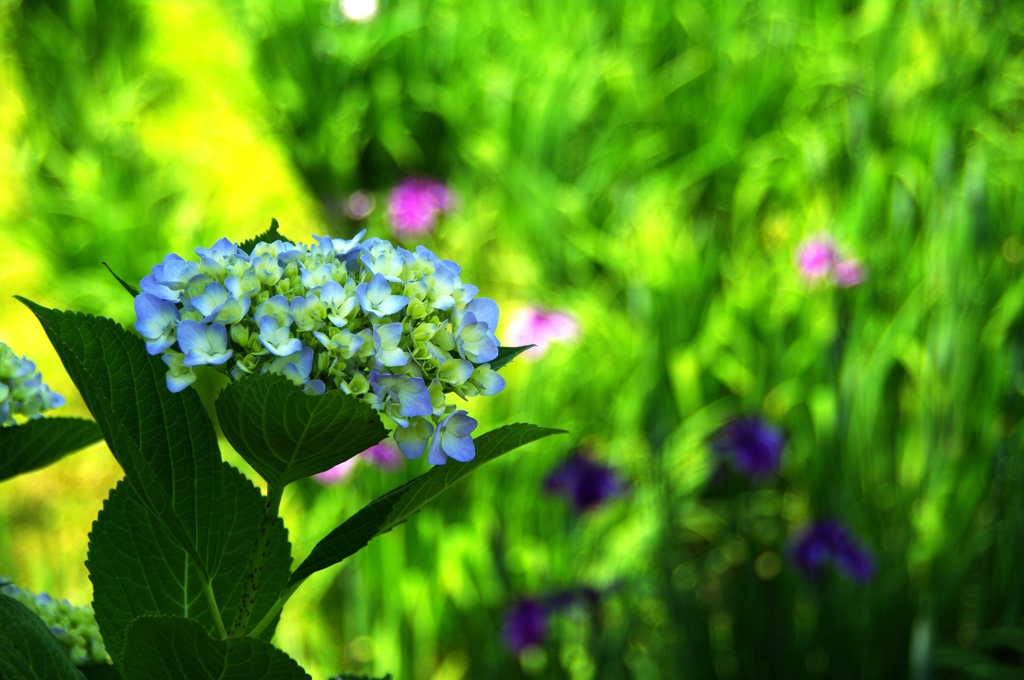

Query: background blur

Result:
[2,0,1024,678]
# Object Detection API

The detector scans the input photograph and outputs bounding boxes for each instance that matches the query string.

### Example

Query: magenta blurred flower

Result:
[361,439,404,471]
[797,237,839,280]
[387,178,454,237]
[504,307,580,360]
[313,457,358,485]
[834,259,866,287]
[502,598,549,653]
[545,451,625,513]
[313,440,404,485]
[345,190,376,220]
[796,236,866,287]
[792,520,874,583]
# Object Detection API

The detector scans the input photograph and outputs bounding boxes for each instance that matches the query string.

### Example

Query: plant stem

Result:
[194,562,228,639]
[247,580,302,639]
[229,484,282,637]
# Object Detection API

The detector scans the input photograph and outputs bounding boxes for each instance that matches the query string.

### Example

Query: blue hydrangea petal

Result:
[395,417,434,460]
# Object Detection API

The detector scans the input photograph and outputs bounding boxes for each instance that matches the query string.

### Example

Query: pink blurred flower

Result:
[313,457,358,485]
[345,190,376,220]
[313,440,404,485]
[504,307,580,360]
[795,236,866,287]
[834,259,866,288]
[387,178,454,237]
[797,238,839,280]
[361,439,404,471]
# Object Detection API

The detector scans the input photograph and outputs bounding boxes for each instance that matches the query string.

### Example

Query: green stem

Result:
[229,484,282,637]
[247,579,302,639]
[194,562,228,640]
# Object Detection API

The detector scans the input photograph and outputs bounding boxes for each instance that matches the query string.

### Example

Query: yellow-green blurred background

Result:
[3,0,1024,678]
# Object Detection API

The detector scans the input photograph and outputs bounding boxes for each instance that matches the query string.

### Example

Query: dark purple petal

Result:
[544,452,625,513]
[712,418,785,478]
[832,531,875,583]
[792,520,875,583]
[502,599,549,653]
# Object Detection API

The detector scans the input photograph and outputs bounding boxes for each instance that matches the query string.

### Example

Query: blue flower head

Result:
[0,342,65,425]
[133,227,507,464]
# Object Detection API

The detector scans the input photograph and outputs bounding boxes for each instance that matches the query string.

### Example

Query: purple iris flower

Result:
[792,520,875,583]
[712,418,785,478]
[502,598,549,653]
[387,177,454,237]
[545,451,625,512]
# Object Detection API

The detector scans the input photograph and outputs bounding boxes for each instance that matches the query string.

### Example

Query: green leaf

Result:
[289,423,565,585]
[0,417,102,483]
[333,675,393,680]
[0,593,86,680]
[487,345,534,371]
[215,373,387,491]
[100,263,140,298]
[78,665,122,680]
[120,616,310,680]
[17,299,224,577]
[237,218,283,255]
[88,464,291,669]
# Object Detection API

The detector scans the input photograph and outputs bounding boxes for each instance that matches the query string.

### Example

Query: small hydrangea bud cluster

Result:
[1,582,108,665]
[0,342,65,426]
[133,231,506,464]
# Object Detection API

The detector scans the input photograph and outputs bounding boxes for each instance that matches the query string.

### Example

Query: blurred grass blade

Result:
[289,423,565,585]
[0,417,102,482]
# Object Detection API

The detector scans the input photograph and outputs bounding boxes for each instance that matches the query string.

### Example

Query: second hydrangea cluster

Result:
[0,341,65,426]
[1,582,108,666]
[133,231,506,464]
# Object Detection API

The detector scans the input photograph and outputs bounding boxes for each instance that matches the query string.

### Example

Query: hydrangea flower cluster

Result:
[133,231,506,464]
[1,582,107,666]
[0,341,65,426]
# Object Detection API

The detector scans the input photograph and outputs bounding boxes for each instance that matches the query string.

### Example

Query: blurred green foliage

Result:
[2,0,1024,678]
